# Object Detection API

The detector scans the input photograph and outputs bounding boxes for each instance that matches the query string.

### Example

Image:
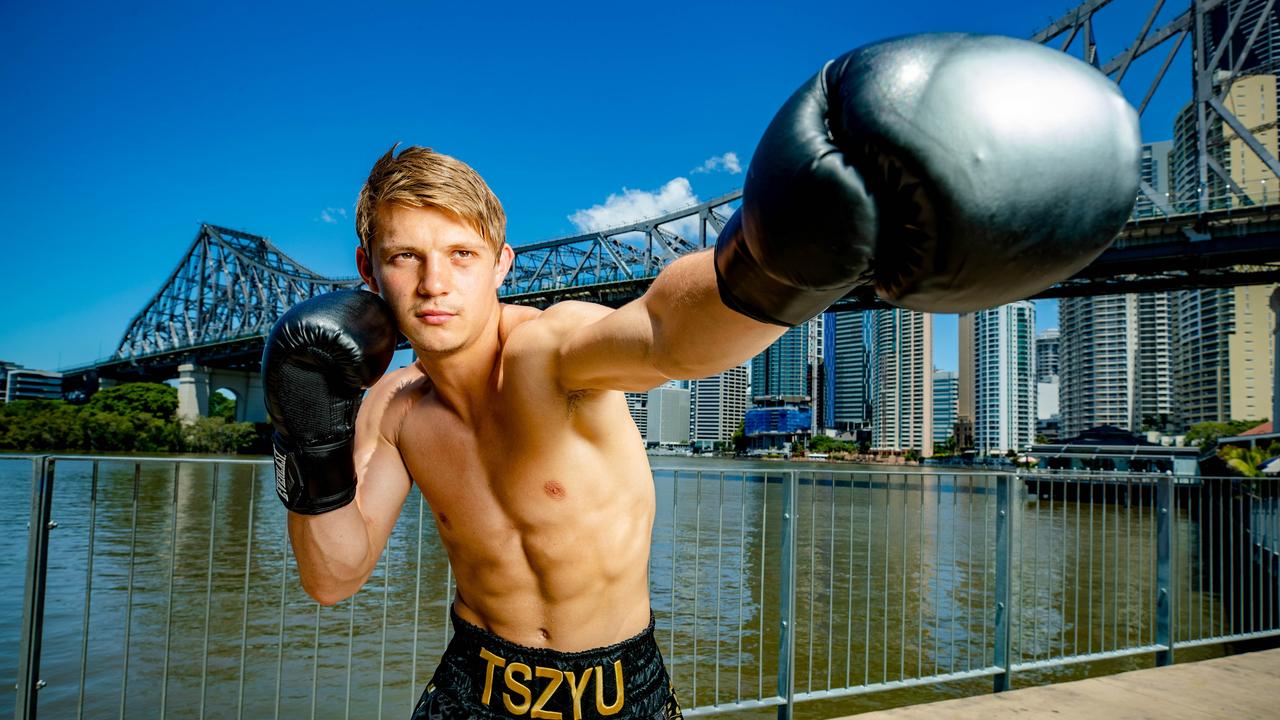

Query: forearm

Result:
[287,504,379,605]
[645,249,787,379]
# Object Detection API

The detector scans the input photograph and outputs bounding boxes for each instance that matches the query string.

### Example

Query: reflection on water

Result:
[0,456,1257,719]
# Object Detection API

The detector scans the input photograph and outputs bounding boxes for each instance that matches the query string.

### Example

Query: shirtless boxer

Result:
[263,34,1140,719]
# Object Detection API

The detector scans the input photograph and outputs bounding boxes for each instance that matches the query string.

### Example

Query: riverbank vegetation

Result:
[0,383,260,453]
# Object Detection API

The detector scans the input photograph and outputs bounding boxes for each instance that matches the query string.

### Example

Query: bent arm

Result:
[287,373,412,605]
[557,248,788,392]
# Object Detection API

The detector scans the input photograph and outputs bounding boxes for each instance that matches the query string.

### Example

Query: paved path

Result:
[831,648,1280,719]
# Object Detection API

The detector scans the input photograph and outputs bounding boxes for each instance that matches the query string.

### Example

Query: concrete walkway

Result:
[832,648,1280,719]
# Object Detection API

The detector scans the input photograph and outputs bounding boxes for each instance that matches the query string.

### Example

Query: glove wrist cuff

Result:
[273,433,357,515]
[713,211,848,327]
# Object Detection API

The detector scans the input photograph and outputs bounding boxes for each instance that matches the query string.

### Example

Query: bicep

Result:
[351,379,414,553]
[555,299,670,392]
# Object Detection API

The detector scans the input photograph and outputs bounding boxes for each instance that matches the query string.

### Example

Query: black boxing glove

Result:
[716,33,1141,326]
[262,290,397,514]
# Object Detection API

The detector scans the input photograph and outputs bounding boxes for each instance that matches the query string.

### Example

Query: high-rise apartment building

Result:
[1170,0,1280,209]
[1060,293,1175,438]
[1135,141,1173,217]
[1036,329,1060,382]
[828,311,873,433]
[972,302,1036,454]
[870,309,933,455]
[646,382,690,445]
[690,364,749,444]
[957,312,976,449]
[932,370,957,446]
[1175,285,1277,426]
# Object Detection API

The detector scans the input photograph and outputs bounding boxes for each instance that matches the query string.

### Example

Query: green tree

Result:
[209,390,236,421]
[904,448,922,463]
[88,382,178,420]
[1219,445,1269,477]
[1185,419,1267,452]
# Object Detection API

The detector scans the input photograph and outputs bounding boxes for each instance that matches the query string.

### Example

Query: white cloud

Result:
[319,207,348,224]
[691,151,741,175]
[569,177,701,234]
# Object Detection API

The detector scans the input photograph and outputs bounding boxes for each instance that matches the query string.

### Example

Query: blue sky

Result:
[0,0,1190,373]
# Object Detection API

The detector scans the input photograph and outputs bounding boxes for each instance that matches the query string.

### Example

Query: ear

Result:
[494,244,514,288]
[356,245,380,294]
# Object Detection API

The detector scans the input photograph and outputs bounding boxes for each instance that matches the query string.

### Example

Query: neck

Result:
[415,309,503,423]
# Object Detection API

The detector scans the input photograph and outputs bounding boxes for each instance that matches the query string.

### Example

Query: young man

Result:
[263,34,1141,719]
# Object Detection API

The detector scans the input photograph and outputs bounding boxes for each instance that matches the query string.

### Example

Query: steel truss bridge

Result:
[63,0,1280,401]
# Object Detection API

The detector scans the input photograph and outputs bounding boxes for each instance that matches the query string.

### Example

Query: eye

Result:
[454,249,476,259]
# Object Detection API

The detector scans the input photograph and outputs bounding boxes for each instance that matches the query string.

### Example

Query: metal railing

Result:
[8,456,1279,719]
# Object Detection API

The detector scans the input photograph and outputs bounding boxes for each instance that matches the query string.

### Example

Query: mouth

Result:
[414,309,457,326]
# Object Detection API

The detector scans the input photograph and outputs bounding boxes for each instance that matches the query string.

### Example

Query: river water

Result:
[1,454,1239,719]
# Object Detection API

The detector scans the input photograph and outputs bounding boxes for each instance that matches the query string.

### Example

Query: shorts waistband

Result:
[426,609,670,719]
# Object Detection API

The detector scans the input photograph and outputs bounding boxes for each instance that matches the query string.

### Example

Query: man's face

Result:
[357,204,513,356]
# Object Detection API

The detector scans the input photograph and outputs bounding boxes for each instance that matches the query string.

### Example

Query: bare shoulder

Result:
[362,361,431,444]
[502,301,609,351]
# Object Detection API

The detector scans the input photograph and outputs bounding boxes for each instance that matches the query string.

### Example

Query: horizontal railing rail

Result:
[7,455,1278,719]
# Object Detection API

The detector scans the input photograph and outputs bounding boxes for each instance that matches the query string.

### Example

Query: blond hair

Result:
[355,144,506,256]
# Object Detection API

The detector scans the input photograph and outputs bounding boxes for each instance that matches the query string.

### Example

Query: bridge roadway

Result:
[833,647,1280,719]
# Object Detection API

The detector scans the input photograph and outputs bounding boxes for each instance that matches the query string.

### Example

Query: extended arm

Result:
[556,248,786,392]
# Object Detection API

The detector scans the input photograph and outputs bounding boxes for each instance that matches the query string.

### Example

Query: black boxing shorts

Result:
[411,609,683,719]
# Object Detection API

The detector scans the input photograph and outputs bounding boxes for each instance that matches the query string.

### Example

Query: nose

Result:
[417,254,451,297]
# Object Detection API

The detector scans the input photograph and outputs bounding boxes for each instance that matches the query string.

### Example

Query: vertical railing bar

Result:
[1215,479,1222,637]
[827,475,835,691]
[199,464,220,719]
[864,474,872,687]
[900,473,907,680]
[1049,475,1056,661]
[845,472,855,689]
[1115,478,1122,649]
[809,473,817,691]
[775,471,797,720]
[237,466,258,720]
[118,463,141,720]
[1227,479,1234,637]
[77,461,101,720]
[671,471,678,668]
[1156,474,1172,666]
[716,471,724,704]
[1032,477,1040,663]
[379,541,392,720]
[844,471,855,681]
[410,493,424,713]
[737,473,746,703]
[1074,477,1081,656]
[1101,477,1108,652]
[1247,488,1255,635]
[693,470,702,705]
[310,602,321,720]
[345,598,355,720]
[1088,476,1095,654]
[752,468,762,696]
[993,474,1012,693]
[275,504,288,720]
[159,463,180,720]
[950,474,958,674]
[916,475,925,679]
[965,475,974,672]
[982,475,989,666]
[1125,475,1133,651]
[16,456,52,720]
[882,473,890,683]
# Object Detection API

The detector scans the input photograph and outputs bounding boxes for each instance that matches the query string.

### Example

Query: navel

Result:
[543,480,567,500]
[539,628,551,641]
[437,512,451,529]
